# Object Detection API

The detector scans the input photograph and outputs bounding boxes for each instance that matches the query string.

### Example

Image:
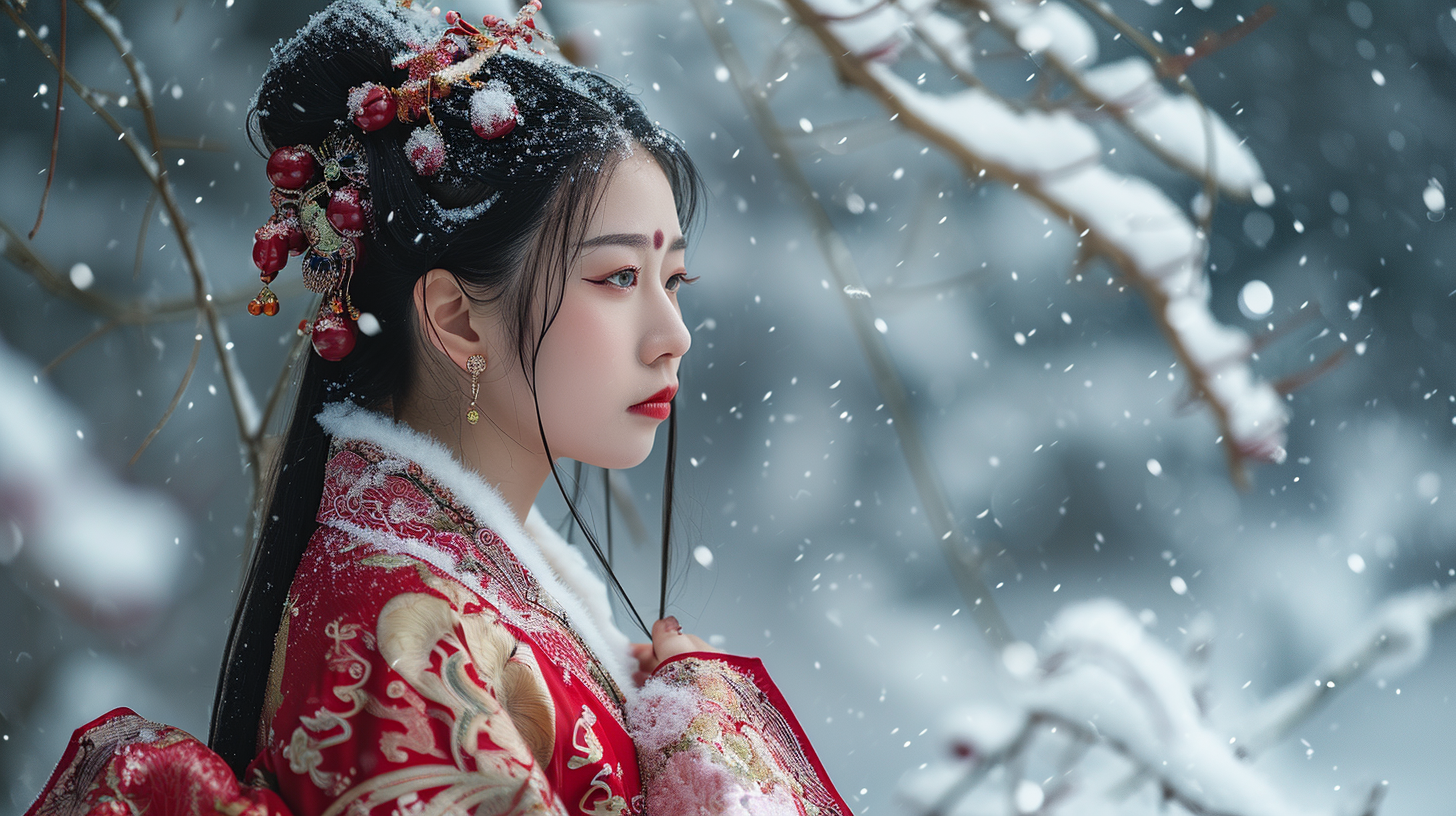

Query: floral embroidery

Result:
[632,657,848,816]
[296,567,565,816]
[321,443,629,726]
[25,710,289,816]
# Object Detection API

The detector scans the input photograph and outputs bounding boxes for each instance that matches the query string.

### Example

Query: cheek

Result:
[532,296,654,466]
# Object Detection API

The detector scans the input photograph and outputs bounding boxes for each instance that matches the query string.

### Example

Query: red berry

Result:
[265,147,317,190]
[352,85,398,132]
[327,187,368,233]
[247,299,263,316]
[262,299,280,316]
[252,231,288,274]
[311,314,357,361]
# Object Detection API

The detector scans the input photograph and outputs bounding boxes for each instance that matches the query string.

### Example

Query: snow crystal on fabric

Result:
[628,679,703,754]
[650,752,801,816]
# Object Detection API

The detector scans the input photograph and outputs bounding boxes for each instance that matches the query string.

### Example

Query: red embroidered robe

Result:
[24,405,849,816]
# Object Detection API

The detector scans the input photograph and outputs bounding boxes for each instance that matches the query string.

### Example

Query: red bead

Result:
[327,187,367,233]
[252,231,288,274]
[265,147,317,190]
[312,314,357,361]
[247,299,263,316]
[262,299,280,316]
[352,85,398,132]
[284,223,307,255]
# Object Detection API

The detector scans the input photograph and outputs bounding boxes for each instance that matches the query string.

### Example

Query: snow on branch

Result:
[899,600,1394,816]
[780,0,1308,482]
[1236,584,1456,758]
[0,339,188,629]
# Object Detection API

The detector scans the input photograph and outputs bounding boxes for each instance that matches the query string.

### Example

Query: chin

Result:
[569,433,657,471]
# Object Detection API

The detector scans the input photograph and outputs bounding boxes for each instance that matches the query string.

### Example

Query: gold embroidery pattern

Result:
[567,707,604,770]
[578,766,629,816]
[324,443,629,725]
[642,658,845,816]
[283,619,370,797]
[304,566,564,816]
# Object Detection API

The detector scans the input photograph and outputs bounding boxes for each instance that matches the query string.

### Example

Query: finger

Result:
[650,616,682,643]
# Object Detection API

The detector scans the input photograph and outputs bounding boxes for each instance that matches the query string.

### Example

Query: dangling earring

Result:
[465,354,486,425]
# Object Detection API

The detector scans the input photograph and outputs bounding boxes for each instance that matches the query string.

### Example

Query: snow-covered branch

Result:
[1236,584,1456,758]
[0,338,188,629]
[900,600,1396,816]
[776,0,1314,483]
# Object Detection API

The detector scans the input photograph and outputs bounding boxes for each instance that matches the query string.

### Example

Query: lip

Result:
[628,385,677,421]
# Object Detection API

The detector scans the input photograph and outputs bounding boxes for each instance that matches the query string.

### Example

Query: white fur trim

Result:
[315,402,637,699]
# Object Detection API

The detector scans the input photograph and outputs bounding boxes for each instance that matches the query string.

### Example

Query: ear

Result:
[413,268,485,370]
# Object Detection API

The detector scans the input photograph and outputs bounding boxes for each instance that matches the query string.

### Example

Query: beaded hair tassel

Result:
[250,135,369,361]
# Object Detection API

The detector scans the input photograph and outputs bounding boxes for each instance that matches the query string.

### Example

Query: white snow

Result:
[0,339,187,628]
[1082,58,1268,199]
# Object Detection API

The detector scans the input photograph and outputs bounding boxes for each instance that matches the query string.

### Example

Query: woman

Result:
[24,1,848,814]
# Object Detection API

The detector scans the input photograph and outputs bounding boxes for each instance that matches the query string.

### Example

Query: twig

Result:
[29,0,66,238]
[133,189,156,280]
[1236,583,1456,757]
[1,216,280,326]
[72,0,263,472]
[41,317,120,375]
[925,717,1040,816]
[1160,6,1277,79]
[692,0,1014,648]
[129,318,203,465]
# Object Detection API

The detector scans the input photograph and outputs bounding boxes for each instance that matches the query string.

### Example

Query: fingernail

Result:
[667,616,680,632]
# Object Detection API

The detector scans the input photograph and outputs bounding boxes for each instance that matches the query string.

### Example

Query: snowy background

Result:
[3,0,1456,813]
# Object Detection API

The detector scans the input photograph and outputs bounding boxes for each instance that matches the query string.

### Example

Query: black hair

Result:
[208,0,700,776]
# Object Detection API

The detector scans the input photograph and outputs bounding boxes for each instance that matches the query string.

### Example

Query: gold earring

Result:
[465,354,486,425]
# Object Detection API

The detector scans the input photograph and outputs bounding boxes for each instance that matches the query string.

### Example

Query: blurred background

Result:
[3,0,1455,813]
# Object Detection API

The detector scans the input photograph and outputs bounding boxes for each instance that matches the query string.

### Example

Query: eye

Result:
[665,273,700,293]
[595,268,639,289]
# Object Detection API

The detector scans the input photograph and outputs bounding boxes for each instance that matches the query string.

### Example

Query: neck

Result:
[393,398,550,524]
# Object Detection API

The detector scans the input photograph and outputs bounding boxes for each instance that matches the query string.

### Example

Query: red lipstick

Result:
[628,385,677,420]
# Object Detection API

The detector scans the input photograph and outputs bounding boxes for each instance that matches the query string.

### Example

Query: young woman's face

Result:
[524,150,692,469]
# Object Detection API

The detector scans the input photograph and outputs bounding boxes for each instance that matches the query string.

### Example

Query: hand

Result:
[630,617,720,686]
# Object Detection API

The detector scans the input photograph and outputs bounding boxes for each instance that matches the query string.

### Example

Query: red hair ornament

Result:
[249,1,552,360]
[248,135,368,361]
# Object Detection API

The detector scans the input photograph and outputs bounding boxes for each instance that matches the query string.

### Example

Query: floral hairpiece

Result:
[347,0,545,174]
[247,0,548,361]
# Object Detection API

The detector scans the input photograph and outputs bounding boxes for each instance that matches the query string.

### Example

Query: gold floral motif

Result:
[305,565,563,816]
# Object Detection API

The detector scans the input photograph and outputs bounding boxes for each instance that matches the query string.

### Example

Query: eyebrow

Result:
[580,233,688,251]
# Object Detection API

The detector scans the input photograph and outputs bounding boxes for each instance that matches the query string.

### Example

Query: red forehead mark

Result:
[654,229,664,250]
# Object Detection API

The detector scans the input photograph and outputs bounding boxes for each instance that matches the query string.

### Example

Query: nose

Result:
[640,283,691,366]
